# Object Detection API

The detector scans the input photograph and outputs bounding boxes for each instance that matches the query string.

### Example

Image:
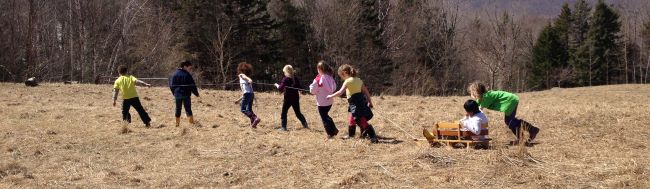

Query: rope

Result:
[107,76,169,80]
[373,108,420,141]
[108,75,310,92]
[254,82,311,92]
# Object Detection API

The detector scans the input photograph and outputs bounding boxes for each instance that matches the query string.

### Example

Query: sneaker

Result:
[251,118,261,128]
[145,123,151,128]
[277,127,288,132]
[370,137,379,144]
[341,135,353,140]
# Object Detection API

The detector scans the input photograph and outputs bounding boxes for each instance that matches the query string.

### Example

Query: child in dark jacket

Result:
[274,65,308,131]
[169,61,200,127]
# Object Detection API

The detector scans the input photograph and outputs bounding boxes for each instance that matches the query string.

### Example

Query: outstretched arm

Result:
[327,83,347,99]
[112,89,119,107]
[136,79,151,87]
[234,96,243,104]
[309,79,319,95]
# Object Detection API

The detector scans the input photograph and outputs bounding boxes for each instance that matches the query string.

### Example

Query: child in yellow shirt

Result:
[327,64,378,143]
[112,65,152,127]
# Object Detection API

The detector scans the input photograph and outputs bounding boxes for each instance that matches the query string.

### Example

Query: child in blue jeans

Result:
[169,61,200,127]
[235,62,261,128]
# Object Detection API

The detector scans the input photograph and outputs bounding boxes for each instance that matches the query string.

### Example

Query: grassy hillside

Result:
[1,83,649,188]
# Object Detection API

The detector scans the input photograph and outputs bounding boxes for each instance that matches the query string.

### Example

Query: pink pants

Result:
[348,114,370,129]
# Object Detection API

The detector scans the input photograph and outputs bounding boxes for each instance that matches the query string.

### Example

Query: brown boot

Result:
[175,117,181,127]
[189,116,195,124]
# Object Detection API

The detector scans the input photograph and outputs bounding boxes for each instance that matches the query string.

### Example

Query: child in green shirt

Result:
[112,65,152,127]
[467,82,539,145]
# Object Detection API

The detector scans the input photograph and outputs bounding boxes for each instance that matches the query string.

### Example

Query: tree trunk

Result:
[632,17,643,83]
[9,0,16,81]
[589,54,592,86]
[644,53,650,83]
[25,0,35,80]
[77,0,85,83]
[623,16,630,84]
[68,0,75,82]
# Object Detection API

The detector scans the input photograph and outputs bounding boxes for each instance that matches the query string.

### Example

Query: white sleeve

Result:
[461,117,482,135]
[309,79,319,95]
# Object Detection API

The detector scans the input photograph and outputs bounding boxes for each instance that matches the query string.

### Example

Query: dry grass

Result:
[1,83,649,188]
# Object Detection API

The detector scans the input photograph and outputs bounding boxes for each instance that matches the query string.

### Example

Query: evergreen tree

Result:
[274,0,311,76]
[168,0,279,83]
[555,3,572,53]
[585,0,622,85]
[569,0,591,85]
[530,25,566,89]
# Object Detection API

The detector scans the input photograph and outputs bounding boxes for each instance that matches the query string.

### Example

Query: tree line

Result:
[1,0,649,95]
[530,0,650,89]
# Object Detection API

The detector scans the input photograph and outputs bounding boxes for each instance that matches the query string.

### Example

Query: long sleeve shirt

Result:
[460,112,489,141]
[169,68,199,99]
[309,74,337,106]
[277,76,303,103]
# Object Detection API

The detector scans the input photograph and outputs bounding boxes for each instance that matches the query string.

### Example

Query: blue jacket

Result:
[169,69,199,98]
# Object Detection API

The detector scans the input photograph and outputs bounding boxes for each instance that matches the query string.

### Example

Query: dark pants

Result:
[240,93,256,122]
[281,100,307,129]
[122,97,151,124]
[318,105,338,136]
[505,106,538,138]
[175,96,192,117]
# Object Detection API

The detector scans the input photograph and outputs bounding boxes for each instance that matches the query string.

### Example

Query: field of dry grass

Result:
[1,83,649,188]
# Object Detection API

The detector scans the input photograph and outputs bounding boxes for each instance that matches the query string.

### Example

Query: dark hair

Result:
[118,65,128,75]
[464,100,481,114]
[237,62,253,76]
[338,64,358,77]
[317,61,333,75]
[180,61,193,68]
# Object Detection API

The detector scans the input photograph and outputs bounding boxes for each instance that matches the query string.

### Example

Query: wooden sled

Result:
[423,121,490,149]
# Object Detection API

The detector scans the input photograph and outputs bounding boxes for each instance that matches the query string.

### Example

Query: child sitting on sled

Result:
[460,100,489,141]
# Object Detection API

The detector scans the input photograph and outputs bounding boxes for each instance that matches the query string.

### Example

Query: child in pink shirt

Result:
[309,61,338,138]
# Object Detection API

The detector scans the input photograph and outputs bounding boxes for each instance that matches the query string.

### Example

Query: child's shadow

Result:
[377,136,403,144]
[507,141,540,147]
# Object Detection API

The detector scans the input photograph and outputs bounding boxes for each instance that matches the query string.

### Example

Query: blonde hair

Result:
[467,81,488,98]
[337,64,358,77]
[317,61,333,75]
[283,65,295,76]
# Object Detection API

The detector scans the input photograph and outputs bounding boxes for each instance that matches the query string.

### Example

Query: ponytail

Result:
[350,67,358,77]
[337,64,358,77]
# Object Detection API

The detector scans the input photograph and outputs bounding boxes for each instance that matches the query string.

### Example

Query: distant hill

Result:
[463,0,644,17]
